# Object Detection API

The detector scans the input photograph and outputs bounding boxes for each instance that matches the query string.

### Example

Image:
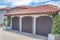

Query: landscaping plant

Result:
[7,16,11,26]
[52,13,60,34]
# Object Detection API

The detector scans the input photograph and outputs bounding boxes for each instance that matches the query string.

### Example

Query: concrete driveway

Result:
[0,28,47,40]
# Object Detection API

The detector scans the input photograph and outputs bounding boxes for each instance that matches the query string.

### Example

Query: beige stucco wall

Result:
[0,10,7,24]
[11,14,52,18]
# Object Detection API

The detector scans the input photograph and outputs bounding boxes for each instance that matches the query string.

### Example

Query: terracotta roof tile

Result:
[9,6,32,10]
[5,4,60,16]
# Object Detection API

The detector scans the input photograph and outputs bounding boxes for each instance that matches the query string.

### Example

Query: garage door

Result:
[36,16,52,36]
[12,17,20,31]
[22,16,33,33]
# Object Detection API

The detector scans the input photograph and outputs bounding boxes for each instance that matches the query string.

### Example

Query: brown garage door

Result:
[36,16,52,36]
[12,17,20,31]
[22,16,33,33]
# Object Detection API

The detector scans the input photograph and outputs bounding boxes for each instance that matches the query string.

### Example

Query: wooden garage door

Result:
[22,16,33,33]
[36,16,52,36]
[12,17,19,31]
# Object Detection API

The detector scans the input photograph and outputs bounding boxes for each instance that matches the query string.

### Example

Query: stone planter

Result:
[3,26,12,30]
[48,33,60,40]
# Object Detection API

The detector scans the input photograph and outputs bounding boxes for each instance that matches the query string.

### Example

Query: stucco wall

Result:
[11,14,52,18]
[0,10,7,24]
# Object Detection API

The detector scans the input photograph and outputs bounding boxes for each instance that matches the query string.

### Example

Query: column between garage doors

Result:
[33,17,36,35]
[20,17,22,32]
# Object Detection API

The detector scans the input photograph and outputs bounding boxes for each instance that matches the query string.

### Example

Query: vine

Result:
[52,13,60,34]
[7,16,11,26]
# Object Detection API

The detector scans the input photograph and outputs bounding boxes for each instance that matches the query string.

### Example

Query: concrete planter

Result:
[48,33,60,40]
[3,26,12,30]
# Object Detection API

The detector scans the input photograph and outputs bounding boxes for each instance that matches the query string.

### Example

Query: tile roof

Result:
[9,6,32,10]
[5,4,60,16]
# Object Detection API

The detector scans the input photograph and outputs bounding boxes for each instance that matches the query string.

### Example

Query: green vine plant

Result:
[7,16,11,26]
[52,13,60,34]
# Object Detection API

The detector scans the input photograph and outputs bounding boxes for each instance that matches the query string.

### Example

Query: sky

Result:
[0,0,60,8]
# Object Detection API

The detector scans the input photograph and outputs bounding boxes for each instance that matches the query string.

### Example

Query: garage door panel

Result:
[36,16,52,36]
[12,17,19,31]
[22,17,32,33]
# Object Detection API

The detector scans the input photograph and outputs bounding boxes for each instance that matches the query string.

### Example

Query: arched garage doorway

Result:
[22,16,33,33]
[36,16,52,36]
[12,16,20,31]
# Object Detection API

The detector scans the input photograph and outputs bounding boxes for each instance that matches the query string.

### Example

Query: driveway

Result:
[0,28,47,40]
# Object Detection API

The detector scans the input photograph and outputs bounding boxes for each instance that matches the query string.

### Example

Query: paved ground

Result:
[0,28,48,40]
